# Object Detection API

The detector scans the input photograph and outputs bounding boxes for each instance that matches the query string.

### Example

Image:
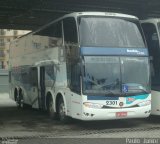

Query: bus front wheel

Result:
[58,98,70,123]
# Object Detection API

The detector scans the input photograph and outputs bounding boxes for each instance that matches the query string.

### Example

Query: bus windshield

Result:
[83,56,150,96]
[79,17,145,48]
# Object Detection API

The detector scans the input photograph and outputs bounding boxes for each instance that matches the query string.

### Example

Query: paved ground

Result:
[1,94,160,144]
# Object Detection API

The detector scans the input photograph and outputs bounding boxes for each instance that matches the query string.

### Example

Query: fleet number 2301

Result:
[106,101,118,105]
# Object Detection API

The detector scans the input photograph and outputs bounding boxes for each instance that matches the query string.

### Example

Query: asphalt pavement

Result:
[0,94,160,144]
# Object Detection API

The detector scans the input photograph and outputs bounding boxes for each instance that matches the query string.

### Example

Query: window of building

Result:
[0,62,2,69]
[0,39,4,46]
[0,50,5,57]
[14,30,18,36]
[0,30,5,35]
[7,38,10,42]
[14,36,18,39]
[1,61,4,69]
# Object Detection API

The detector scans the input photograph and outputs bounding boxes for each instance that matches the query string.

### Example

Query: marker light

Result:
[83,102,103,109]
[138,100,151,107]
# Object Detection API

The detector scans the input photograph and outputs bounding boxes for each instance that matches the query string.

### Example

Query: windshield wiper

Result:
[121,89,149,97]
[129,88,149,94]
[122,83,149,94]
[105,90,119,96]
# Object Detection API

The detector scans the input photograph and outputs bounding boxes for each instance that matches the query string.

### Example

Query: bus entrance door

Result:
[39,66,46,110]
[30,67,39,109]
[31,66,46,109]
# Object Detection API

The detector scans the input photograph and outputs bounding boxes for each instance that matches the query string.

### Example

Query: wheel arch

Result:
[45,91,54,110]
[55,92,67,114]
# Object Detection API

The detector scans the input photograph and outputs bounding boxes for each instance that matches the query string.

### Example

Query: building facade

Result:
[0,29,30,69]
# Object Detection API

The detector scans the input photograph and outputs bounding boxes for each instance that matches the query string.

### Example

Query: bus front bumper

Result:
[81,105,151,121]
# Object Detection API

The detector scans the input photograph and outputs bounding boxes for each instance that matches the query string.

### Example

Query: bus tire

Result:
[17,93,24,109]
[17,91,30,109]
[48,97,57,120]
[58,98,70,123]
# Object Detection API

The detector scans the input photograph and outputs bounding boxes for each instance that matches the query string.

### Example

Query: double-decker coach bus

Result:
[141,19,160,115]
[9,12,151,123]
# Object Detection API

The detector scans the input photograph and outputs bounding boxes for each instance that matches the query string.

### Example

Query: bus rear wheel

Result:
[16,92,30,109]
[48,98,57,119]
[16,94,24,109]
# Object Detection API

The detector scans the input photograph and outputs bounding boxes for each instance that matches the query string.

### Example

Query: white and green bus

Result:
[141,19,160,115]
[9,12,151,122]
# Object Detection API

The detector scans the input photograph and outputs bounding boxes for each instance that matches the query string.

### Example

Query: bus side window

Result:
[21,72,29,84]
[63,17,78,59]
[63,17,80,92]
[29,67,38,86]
[45,65,55,81]
[70,62,81,93]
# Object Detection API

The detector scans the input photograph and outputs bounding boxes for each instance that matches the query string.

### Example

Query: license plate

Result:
[116,112,127,117]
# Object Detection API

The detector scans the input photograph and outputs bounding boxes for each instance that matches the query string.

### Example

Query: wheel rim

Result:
[16,99,19,107]
[59,101,65,120]
[16,96,23,108]
[20,99,24,108]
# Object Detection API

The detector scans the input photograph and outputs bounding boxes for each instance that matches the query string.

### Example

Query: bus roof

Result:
[12,12,138,42]
[141,18,160,25]
[63,12,138,19]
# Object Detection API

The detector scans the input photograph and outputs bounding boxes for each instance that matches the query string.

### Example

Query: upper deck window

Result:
[63,17,78,43]
[63,17,79,58]
[34,21,62,48]
[79,17,145,48]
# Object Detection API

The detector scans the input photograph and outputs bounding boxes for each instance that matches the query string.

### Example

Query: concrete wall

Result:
[0,69,8,93]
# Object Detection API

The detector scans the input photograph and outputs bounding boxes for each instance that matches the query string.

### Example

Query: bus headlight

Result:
[83,102,103,109]
[138,100,151,107]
